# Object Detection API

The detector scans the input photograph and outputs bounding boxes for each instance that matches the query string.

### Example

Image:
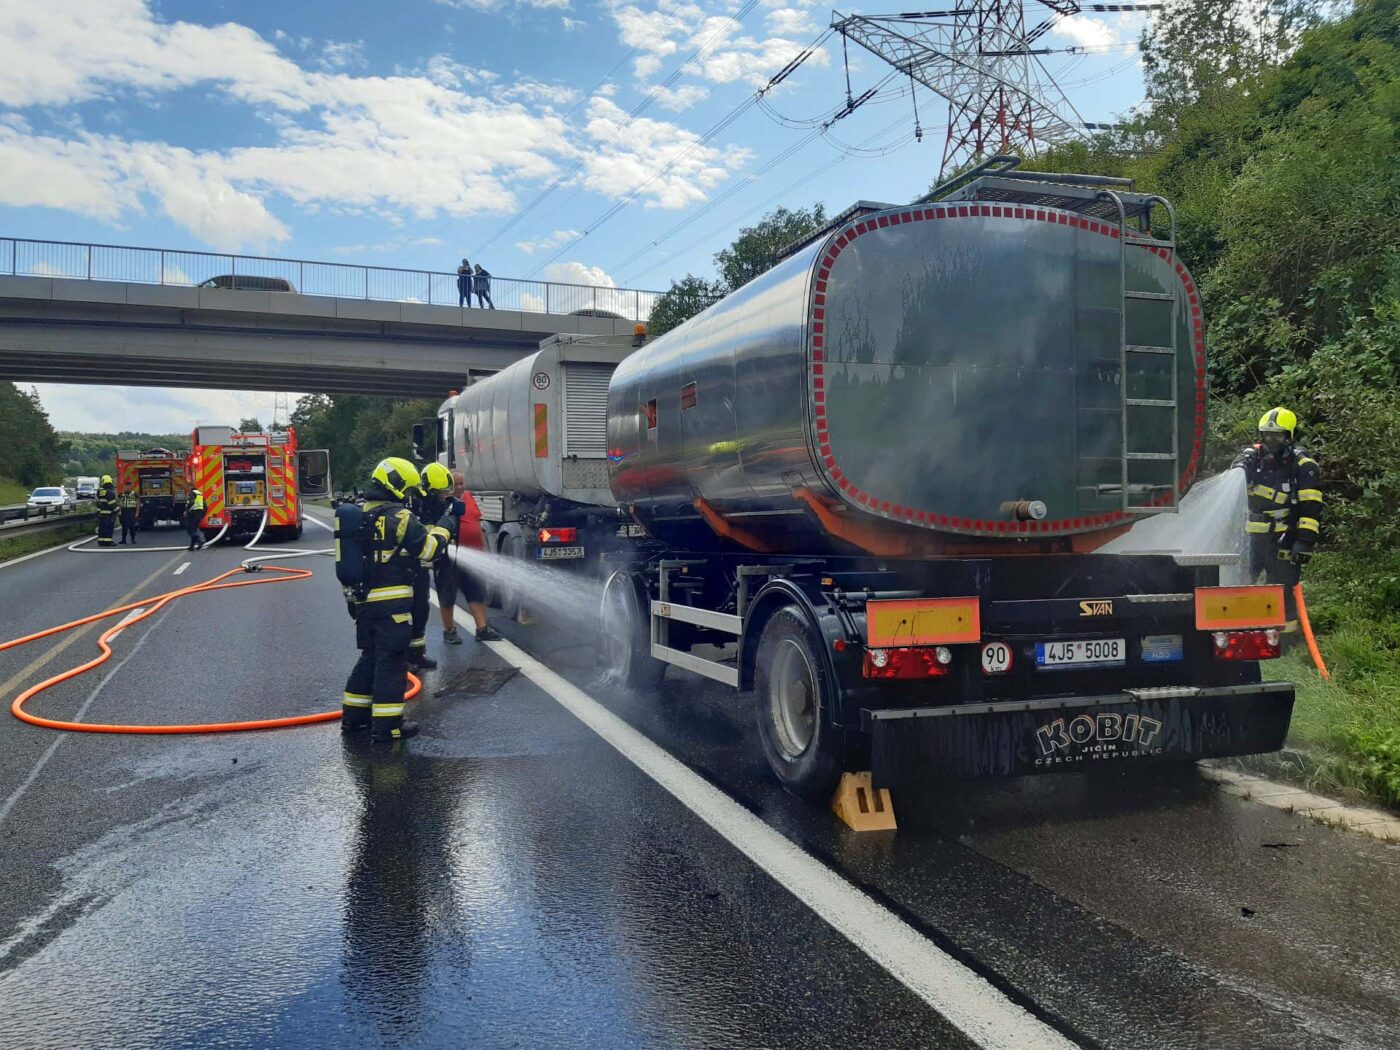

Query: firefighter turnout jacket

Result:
[359,500,451,610]
[1234,443,1323,555]
[95,487,118,516]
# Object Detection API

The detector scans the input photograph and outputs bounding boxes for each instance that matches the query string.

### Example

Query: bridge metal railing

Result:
[1,237,680,322]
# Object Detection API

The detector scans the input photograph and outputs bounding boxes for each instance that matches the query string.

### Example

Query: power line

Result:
[470,0,765,258]
[523,27,835,277]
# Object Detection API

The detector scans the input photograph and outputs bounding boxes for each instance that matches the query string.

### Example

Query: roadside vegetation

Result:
[0,384,67,493]
[0,520,92,564]
[1025,0,1400,807]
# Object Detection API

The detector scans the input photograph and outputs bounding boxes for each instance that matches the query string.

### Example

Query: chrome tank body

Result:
[454,336,631,507]
[609,201,1204,553]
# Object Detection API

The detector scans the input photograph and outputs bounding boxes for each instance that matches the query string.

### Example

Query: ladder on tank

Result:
[1099,189,1182,514]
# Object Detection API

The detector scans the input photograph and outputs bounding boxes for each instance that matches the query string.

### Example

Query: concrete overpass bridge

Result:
[0,238,674,399]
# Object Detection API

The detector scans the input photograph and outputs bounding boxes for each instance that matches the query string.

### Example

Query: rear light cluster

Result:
[863,646,953,679]
[1212,629,1281,661]
[538,527,577,543]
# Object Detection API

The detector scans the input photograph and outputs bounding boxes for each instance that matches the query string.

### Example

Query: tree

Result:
[0,385,67,486]
[714,204,827,291]
[238,417,263,434]
[647,275,727,337]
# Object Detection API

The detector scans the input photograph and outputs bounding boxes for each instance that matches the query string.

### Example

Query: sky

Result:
[1,0,1152,433]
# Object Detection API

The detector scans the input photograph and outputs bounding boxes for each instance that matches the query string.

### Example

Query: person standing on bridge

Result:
[183,486,207,551]
[94,476,118,547]
[118,489,139,545]
[456,258,472,307]
[341,458,460,742]
[473,263,494,309]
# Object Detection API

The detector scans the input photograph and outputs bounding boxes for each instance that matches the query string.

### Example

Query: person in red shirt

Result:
[419,463,501,644]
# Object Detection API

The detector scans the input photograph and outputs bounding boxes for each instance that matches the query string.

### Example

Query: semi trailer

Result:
[435,161,1296,799]
[419,333,649,617]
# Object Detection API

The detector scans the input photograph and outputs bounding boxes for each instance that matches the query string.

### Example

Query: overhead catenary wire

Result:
[470,1,767,258]
[521,27,836,277]
[621,111,923,285]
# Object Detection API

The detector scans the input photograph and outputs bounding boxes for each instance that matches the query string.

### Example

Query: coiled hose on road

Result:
[5,513,418,733]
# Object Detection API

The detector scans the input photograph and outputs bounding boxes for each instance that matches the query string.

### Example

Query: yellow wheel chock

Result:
[831,771,897,832]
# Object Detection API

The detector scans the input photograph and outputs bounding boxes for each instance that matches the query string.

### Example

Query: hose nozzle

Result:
[1000,499,1047,521]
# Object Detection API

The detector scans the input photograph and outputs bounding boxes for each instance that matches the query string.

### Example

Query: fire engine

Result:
[115,447,191,527]
[187,426,332,541]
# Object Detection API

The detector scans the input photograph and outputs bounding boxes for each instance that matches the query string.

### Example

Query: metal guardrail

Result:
[1,237,682,323]
[0,510,95,541]
[0,502,85,525]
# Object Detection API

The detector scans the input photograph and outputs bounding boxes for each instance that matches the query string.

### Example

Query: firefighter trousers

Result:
[410,569,430,655]
[119,511,137,543]
[183,512,203,548]
[96,513,115,545]
[344,603,413,738]
[1248,533,1301,620]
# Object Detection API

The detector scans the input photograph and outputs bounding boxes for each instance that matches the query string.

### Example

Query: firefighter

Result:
[94,476,118,546]
[183,486,207,550]
[414,463,501,649]
[341,457,458,743]
[1232,406,1322,624]
[118,489,139,545]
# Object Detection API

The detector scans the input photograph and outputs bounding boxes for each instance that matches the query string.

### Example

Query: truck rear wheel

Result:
[601,572,664,690]
[754,607,851,800]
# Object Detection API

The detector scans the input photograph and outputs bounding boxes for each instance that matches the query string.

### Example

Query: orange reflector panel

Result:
[1194,586,1286,630]
[866,597,980,648]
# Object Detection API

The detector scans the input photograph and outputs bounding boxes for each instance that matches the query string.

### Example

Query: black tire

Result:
[754,607,852,800]
[600,572,665,690]
[499,534,523,622]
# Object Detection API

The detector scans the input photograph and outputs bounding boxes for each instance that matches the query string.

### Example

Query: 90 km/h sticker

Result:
[981,641,1013,674]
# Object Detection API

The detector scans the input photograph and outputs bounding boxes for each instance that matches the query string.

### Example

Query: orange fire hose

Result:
[3,565,421,734]
[1293,582,1331,682]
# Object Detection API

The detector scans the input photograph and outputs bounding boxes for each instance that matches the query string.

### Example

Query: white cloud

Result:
[577,96,750,208]
[33,383,298,434]
[606,0,828,89]
[1053,14,1117,50]
[318,40,367,71]
[515,229,583,254]
[434,0,570,11]
[561,16,587,31]
[644,83,709,111]
[542,261,616,286]
[0,0,753,250]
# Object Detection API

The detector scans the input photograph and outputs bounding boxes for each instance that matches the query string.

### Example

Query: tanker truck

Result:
[596,162,1295,799]
[418,333,649,618]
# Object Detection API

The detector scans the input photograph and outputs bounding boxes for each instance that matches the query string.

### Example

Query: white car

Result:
[27,486,75,511]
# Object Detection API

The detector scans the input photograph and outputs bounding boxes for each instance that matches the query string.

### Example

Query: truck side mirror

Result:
[411,422,427,462]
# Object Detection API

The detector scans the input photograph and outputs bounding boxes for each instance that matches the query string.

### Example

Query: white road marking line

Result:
[0,540,74,571]
[173,561,191,576]
[302,514,334,532]
[0,604,174,833]
[428,594,1076,1050]
[107,606,147,644]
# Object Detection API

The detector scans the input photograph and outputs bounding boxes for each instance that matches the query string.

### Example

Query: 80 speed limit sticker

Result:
[981,641,1013,674]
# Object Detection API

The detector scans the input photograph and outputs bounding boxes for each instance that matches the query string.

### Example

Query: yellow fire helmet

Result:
[100,474,113,485]
[370,457,423,500]
[422,462,453,492]
[1257,406,1298,441]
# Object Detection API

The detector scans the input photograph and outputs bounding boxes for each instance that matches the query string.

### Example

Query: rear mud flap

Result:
[868,682,1294,784]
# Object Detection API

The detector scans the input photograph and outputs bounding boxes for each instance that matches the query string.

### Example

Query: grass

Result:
[0,520,93,563]
[1266,608,1400,810]
[0,476,32,504]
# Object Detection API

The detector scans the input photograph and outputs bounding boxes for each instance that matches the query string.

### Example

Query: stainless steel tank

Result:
[454,335,633,507]
[609,196,1203,553]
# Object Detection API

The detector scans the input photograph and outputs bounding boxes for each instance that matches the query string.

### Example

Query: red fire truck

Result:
[115,447,191,527]
[187,426,331,541]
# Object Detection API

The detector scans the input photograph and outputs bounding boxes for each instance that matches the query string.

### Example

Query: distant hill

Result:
[60,431,189,478]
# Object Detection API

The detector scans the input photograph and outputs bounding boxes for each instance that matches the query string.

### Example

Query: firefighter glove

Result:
[1291,548,1313,569]
[1231,446,1260,472]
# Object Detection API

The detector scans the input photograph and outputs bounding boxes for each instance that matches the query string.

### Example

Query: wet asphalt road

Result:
[0,516,1397,1049]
